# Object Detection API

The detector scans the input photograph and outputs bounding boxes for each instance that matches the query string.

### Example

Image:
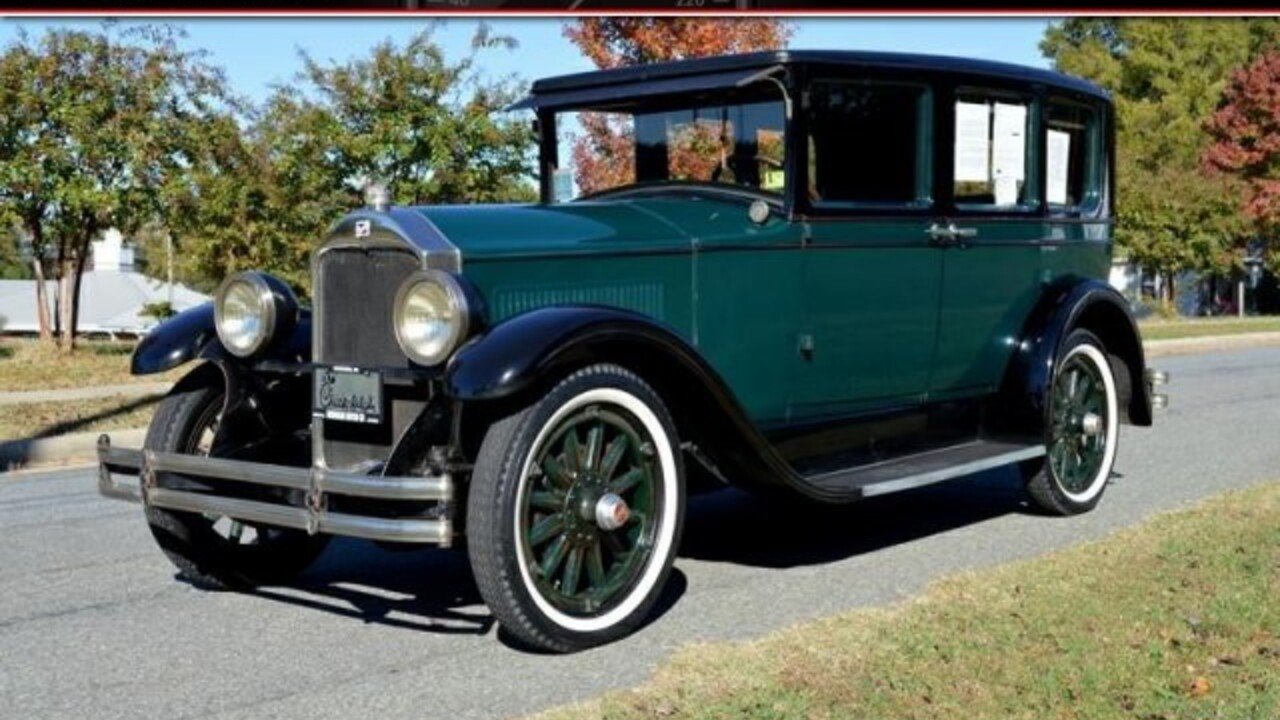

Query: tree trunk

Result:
[57,257,79,352]
[31,254,51,341]
[26,219,52,342]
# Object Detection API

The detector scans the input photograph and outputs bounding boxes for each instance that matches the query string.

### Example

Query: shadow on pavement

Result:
[230,466,1030,641]
[679,466,1034,569]
[247,539,494,636]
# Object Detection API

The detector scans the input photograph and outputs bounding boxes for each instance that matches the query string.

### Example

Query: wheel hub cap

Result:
[1080,411,1103,437]
[594,493,630,531]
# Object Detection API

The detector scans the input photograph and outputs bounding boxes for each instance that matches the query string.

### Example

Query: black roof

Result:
[509,50,1108,111]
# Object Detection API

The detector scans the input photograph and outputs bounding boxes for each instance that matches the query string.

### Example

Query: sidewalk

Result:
[1143,330,1280,358]
[0,382,171,407]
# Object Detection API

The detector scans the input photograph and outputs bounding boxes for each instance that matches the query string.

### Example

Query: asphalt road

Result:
[2,346,1277,720]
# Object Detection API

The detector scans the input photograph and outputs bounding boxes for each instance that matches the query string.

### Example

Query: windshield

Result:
[552,97,786,202]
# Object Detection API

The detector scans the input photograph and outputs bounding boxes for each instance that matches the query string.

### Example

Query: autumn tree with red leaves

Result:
[563,19,792,196]
[1205,52,1280,253]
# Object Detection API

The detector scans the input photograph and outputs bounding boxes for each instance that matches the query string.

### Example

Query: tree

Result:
[1041,18,1280,301]
[173,25,536,294]
[564,18,793,69]
[1204,52,1280,259]
[0,25,233,349]
[564,18,793,195]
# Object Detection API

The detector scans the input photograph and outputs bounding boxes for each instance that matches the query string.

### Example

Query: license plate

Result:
[314,367,383,424]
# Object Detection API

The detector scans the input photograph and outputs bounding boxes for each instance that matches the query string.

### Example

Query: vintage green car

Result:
[98,50,1165,652]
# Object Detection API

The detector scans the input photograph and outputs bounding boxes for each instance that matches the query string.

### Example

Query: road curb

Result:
[1143,330,1280,358]
[0,428,146,472]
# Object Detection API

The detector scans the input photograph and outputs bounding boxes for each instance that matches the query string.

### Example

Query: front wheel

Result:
[143,372,329,589]
[1023,329,1120,515]
[467,364,685,652]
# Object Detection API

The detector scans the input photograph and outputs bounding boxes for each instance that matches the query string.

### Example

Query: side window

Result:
[807,80,932,208]
[953,91,1037,210]
[1046,99,1102,211]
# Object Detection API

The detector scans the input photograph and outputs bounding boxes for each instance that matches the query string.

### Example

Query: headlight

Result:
[214,271,294,358]
[393,270,469,366]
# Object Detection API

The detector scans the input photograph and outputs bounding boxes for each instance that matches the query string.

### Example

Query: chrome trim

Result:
[1145,368,1169,386]
[97,443,451,502]
[146,488,452,544]
[392,269,470,367]
[96,435,454,546]
[214,271,278,358]
[860,445,1046,498]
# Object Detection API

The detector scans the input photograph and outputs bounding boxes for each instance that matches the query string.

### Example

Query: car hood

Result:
[412,197,762,261]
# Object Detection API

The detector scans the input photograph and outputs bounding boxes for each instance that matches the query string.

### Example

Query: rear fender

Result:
[995,277,1151,438]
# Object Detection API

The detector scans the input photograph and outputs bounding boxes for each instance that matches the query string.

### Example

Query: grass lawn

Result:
[0,337,184,392]
[1140,316,1280,341]
[0,394,161,441]
[536,482,1280,720]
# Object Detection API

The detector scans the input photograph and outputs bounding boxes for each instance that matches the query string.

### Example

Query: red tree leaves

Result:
[562,18,791,197]
[564,18,793,70]
[1204,51,1280,227]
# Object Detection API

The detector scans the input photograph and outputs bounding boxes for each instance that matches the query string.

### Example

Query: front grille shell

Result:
[314,246,424,470]
[314,247,420,370]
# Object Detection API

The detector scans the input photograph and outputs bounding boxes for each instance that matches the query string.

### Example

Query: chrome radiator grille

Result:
[315,247,418,369]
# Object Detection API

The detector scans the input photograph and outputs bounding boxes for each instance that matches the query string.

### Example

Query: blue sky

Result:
[0,18,1055,104]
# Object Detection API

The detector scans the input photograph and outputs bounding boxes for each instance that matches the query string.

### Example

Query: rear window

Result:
[1046,100,1103,211]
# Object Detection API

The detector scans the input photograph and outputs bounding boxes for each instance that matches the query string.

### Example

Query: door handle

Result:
[925,223,977,247]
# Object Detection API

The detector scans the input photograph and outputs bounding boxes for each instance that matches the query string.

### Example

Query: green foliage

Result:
[173,25,536,296]
[139,301,176,321]
[1041,19,1280,276]
[0,226,31,280]
[0,24,234,346]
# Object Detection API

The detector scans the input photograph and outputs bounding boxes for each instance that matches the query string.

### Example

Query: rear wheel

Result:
[1023,329,1120,515]
[143,373,329,589]
[467,364,685,652]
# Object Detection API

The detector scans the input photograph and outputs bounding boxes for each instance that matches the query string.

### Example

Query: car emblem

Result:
[354,220,371,238]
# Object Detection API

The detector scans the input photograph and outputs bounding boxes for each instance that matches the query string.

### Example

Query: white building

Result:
[0,230,209,336]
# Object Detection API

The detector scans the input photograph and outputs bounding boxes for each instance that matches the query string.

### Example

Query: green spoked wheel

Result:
[468,364,685,652]
[1048,349,1110,495]
[1025,329,1120,515]
[520,403,661,617]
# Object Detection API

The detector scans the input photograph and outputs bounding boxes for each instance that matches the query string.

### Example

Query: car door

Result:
[929,85,1045,398]
[795,75,944,417]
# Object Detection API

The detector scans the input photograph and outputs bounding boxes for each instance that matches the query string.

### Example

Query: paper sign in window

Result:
[994,175,1019,206]
[954,101,990,183]
[992,103,1027,182]
[1047,129,1071,205]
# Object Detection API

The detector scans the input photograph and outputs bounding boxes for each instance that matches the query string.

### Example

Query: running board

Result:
[801,440,1045,500]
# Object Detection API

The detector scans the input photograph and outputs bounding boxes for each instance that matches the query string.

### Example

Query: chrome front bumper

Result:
[96,435,454,546]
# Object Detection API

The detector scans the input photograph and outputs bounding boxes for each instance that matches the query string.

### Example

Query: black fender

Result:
[141,302,313,463]
[131,302,311,376]
[443,305,834,499]
[995,277,1152,440]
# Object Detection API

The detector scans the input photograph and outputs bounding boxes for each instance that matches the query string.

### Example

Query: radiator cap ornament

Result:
[364,183,391,212]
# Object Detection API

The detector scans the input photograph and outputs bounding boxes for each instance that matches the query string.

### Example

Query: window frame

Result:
[945,84,1043,217]
[1043,95,1107,218]
[798,76,935,214]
